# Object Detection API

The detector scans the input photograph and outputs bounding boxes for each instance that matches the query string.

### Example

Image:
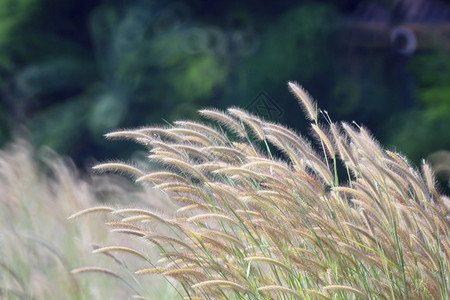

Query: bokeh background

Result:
[1,0,449,190]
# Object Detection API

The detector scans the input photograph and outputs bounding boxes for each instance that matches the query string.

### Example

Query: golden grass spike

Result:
[244,159,291,175]
[342,222,378,246]
[195,161,229,171]
[263,126,310,157]
[162,268,205,278]
[135,266,166,275]
[176,204,201,213]
[312,123,335,158]
[386,150,410,169]
[110,228,150,237]
[174,120,228,144]
[359,126,384,157]
[173,144,211,160]
[306,155,334,184]
[233,141,259,156]
[137,127,184,141]
[150,140,186,157]
[199,108,247,137]
[206,181,245,209]
[227,107,265,140]
[105,222,142,231]
[104,130,153,141]
[202,146,246,159]
[71,267,120,278]
[235,209,261,217]
[112,208,169,224]
[262,121,304,141]
[168,128,213,145]
[288,81,317,121]
[410,234,439,270]
[137,171,189,184]
[332,186,372,204]
[121,215,153,222]
[213,167,264,180]
[153,181,196,191]
[421,160,437,195]
[67,206,114,220]
[160,157,205,178]
[92,246,148,261]
[93,162,145,177]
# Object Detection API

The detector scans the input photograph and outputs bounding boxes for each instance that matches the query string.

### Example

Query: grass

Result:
[72,82,449,299]
[0,141,177,299]
[1,82,448,299]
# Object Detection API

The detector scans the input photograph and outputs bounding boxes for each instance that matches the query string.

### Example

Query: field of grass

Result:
[0,141,178,299]
[1,82,449,299]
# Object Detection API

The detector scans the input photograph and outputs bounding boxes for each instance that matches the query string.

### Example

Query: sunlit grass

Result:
[1,81,448,299]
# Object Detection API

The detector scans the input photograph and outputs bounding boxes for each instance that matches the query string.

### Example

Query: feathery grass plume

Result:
[67,206,114,220]
[201,145,247,162]
[75,82,449,299]
[199,108,247,137]
[167,128,214,146]
[149,140,187,158]
[173,144,212,161]
[105,129,149,139]
[174,121,228,144]
[137,127,184,141]
[227,107,265,140]
[288,81,317,121]
[72,266,121,278]
[92,246,148,261]
[312,123,335,159]
[263,123,312,158]
[112,208,173,225]
[137,171,190,184]
[93,161,145,178]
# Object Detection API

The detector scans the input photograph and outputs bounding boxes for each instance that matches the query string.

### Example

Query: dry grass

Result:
[74,82,449,299]
[0,141,177,299]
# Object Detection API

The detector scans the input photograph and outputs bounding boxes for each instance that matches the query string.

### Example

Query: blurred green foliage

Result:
[414,51,450,120]
[386,50,450,164]
[0,0,449,190]
[0,0,34,68]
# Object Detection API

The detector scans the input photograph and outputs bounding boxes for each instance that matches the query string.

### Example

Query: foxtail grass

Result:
[76,82,449,299]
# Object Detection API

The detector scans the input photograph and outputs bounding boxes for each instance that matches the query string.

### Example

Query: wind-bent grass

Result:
[75,82,449,299]
[0,141,177,299]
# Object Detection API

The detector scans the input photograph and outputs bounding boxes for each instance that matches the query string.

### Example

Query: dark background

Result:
[1,0,449,189]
